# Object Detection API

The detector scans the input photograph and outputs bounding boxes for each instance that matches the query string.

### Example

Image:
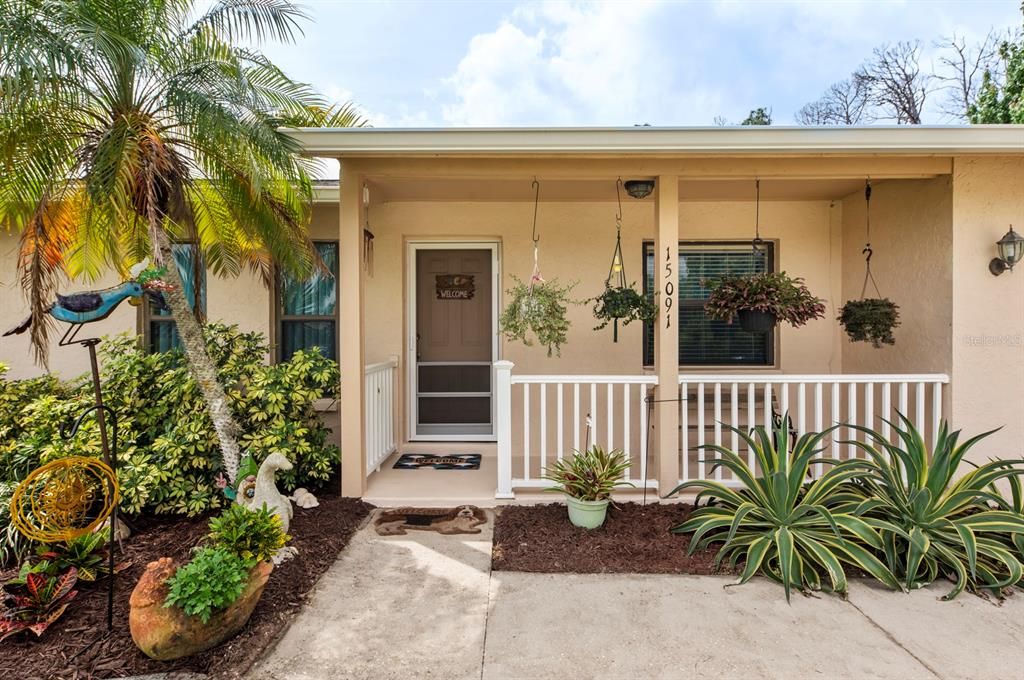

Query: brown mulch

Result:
[491,502,726,575]
[0,494,373,680]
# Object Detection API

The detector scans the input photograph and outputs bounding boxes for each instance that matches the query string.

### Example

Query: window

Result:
[148,244,205,353]
[643,241,774,366]
[277,241,339,362]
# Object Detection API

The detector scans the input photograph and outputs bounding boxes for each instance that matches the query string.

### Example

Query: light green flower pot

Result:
[565,496,609,529]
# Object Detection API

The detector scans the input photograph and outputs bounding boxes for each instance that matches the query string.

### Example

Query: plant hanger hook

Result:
[530,177,543,290]
[752,178,765,259]
[860,178,881,299]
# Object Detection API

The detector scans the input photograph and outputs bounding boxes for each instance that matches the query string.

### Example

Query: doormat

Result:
[392,453,481,470]
[375,505,488,535]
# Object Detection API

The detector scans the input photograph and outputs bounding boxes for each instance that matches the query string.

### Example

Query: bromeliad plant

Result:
[544,446,634,502]
[704,272,826,328]
[845,416,1024,600]
[669,423,900,601]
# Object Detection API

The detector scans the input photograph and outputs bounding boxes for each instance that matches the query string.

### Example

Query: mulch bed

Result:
[0,494,373,680]
[492,502,726,575]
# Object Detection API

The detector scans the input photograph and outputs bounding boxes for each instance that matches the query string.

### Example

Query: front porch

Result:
[299,129,1021,503]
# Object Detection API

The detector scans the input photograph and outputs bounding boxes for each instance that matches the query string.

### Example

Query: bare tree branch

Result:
[855,41,932,124]
[934,30,1003,121]
[796,78,871,125]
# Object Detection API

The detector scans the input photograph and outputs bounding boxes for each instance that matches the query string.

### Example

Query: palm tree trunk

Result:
[150,226,243,483]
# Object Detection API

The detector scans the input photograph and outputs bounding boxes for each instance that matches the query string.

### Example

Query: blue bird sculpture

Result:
[3,280,147,337]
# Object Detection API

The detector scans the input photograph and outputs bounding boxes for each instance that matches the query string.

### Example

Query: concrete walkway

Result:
[251,511,1024,680]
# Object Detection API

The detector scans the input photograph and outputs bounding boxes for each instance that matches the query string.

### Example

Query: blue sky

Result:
[261,0,1023,127]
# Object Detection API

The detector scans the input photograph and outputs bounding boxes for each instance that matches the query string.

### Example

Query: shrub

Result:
[543,446,634,502]
[0,567,78,642]
[207,504,288,566]
[847,416,1024,600]
[837,298,900,348]
[499,276,578,357]
[704,272,826,328]
[669,424,900,601]
[163,546,249,624]
[0,324,338,526]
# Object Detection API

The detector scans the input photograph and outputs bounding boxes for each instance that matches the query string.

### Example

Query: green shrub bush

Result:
[163,546,250,623]
[0,325,338,550]
[207,504,289,566]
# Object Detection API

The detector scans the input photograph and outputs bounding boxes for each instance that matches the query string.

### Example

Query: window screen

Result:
[149,244,205,353]
[278,241,339,362]
[643,241,774,366]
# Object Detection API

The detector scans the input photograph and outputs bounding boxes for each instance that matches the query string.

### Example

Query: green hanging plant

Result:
[499,276,578,357]
[837,298,900,348]
[590,284,657,341]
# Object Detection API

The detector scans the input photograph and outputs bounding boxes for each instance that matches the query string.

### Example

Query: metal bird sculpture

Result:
[3,262,167,338]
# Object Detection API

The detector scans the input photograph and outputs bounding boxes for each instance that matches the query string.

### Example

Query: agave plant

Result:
[845,415,1024,600]
[0,567,78,641]
[668,423,900,601]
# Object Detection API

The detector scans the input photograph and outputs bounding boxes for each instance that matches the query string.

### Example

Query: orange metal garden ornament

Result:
[9,456,119,543]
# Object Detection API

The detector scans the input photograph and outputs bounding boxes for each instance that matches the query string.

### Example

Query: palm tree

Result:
[0,0,359,483]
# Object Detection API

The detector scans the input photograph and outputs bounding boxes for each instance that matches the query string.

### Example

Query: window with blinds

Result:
[277,241,339,362]
[148,244,206,353]
[643,241,775,366]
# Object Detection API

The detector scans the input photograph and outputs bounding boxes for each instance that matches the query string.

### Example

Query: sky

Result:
[259,0,1023,127]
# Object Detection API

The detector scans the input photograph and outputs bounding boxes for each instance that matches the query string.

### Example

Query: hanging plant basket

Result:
[838,298,900,348]
[590,284,657,342]
[499,276,578,357]
[705,272,825,332]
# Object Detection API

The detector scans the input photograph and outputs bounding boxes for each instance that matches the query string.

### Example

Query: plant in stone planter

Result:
[704,271,826,333]
[837,298,900,348]
[590,284,657,342]
[499,275,578,357]
[543,446,634,529]
[130,503,289,660]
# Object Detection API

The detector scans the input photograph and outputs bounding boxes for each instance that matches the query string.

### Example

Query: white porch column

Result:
[339,162,367,497]
[495,360,514,499]
[654,176,680,492]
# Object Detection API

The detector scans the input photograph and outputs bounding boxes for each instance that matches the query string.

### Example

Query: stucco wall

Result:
[839,177,953,374]
[950,157,1024,462]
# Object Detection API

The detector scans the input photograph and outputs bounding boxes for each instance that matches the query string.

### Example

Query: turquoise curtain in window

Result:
[150,244,205,353]
[644,243,772,366]
[279,242,338,361]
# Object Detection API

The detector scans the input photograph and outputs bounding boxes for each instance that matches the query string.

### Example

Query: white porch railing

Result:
[495,361,657,498]
[677,374,950,486]
[365,358,398,476]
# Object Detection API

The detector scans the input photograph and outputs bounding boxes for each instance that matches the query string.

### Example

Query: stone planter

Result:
[129,556,272,661]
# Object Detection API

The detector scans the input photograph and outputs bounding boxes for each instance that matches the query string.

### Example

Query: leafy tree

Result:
[0,0,358,482]
[970,6,1024,123]
[740,107,772,125]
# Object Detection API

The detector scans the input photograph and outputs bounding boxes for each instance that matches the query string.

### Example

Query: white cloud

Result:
[441,0,725,126]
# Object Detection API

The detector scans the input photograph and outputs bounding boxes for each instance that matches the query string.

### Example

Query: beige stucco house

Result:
[1,126,1022,505]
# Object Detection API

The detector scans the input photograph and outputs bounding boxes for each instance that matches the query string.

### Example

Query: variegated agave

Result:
[669,424,900,601]
[845,415,1024,600]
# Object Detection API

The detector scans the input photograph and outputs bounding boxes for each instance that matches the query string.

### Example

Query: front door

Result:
[411,245,496,439]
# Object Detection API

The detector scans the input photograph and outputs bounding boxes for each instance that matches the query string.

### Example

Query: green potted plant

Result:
[837,298,900,348]
[704,271,826,333]
[590,284,657,342]
[499,275,578,357]
[543,445,633,529]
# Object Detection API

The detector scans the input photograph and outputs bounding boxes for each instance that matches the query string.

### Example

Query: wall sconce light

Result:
[989,225,1024,276]
[624,179,655,199]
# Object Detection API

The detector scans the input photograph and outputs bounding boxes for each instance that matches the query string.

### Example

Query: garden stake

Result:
[59,327,120,631]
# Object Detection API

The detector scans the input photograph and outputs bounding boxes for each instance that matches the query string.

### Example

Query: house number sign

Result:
[663,246,673,328]
[436,274,476,300]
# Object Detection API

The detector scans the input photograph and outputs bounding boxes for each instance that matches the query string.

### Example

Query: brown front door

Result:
[414,248,494,438]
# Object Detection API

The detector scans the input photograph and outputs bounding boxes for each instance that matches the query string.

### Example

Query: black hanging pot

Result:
[738,309,777,334]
